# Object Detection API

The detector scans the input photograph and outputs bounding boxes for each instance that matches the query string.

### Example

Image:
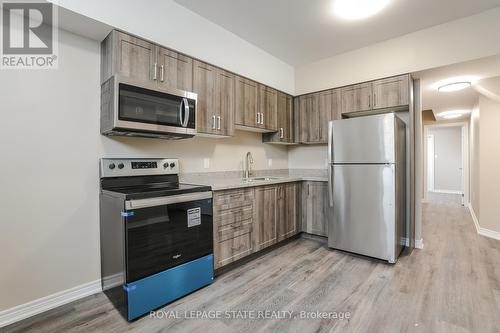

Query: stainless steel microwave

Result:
[101,75,197,139]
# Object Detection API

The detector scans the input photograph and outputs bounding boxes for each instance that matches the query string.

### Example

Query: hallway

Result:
[5,201,500,333]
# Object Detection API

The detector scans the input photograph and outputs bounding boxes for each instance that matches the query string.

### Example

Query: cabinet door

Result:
[193,60,218,135]
[298,93,320,143]
[319,89,341,142]
[262,92,293,144]
[301,182,331,237]
[113,31,156,83]
[341,83,372,114]
[216,70,235,136]
[277,183,299,241]
[254,186,277,251]
[258,84,278,131]
[235,76,259,127]
[372,75,409,110]
[157,47,193,91]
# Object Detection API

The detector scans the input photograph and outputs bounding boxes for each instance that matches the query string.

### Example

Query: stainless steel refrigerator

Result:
[327,113,406,263]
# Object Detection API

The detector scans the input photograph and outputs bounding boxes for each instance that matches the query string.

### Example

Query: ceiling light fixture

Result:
[438,81,471,92]
[333,0,391,20]
[437,110,471,119]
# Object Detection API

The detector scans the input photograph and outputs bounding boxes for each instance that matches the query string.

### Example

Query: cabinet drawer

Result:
[216,204,253,226]
[217,219,253,242]
[214,189,254,210]
[215,232,253,268]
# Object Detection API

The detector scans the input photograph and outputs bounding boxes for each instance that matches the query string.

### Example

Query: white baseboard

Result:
[0,279,102,328]
[415,239,424,249]
[468,204,500,241]
[430,189,462,195]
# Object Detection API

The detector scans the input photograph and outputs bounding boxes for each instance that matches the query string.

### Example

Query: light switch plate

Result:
[203,158,210,169]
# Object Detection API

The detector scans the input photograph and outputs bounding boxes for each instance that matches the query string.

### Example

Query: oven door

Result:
[123,192,213,283]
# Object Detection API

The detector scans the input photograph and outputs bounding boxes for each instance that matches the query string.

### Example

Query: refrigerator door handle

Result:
[328,165,334,207]
[328,121,334,207]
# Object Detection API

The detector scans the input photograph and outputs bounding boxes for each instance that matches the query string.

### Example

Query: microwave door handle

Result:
[181,98,189,128]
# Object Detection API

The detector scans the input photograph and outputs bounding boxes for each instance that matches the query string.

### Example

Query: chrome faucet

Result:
[244,152,254,179]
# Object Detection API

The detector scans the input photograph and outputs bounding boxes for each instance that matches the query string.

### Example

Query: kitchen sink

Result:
[242,176,282,182]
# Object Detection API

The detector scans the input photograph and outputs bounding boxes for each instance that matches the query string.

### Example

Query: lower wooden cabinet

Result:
[213,182,301,269]
[301,181,332,237]
[277,182,300,241]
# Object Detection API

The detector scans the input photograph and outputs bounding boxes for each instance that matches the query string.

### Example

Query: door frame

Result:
[423,122,469,205]
[426,134,435,192]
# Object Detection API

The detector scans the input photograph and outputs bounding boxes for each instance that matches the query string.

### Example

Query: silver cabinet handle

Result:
[212,115,216,129]
[280,128,284,139]
[373,93,376,107]
[160,65,164,82]
[256,112,260,125]
[217,116,221,130]
[368,94,371,108]
[260,113,264,125]
[153,63,157,80]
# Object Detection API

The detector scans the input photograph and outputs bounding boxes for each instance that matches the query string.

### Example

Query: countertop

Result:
[180,169,328,191]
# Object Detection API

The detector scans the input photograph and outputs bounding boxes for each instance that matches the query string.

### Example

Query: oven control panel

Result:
[100,158,179,178]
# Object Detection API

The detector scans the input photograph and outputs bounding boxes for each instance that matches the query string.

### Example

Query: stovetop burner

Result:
[100,158,211,200]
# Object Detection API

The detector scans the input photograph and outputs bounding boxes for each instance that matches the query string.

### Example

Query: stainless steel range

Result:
[99,158,213,321]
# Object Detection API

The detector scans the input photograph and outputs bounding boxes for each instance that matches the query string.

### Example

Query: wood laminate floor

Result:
[5,200,500,333]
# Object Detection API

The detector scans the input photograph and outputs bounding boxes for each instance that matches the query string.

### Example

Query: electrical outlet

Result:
[203,158,210,169]
[268,158,273,167]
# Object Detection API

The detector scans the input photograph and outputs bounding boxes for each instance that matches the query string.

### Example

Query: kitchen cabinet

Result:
[297,93,321,143]
[372,75,409,110]
[301,181,332,237]
[157,47,193,91]
[340,82,372,114]
[258,84,278,131]
[213,188,255,269]
[235,77,278,132]
[193,61,235,137]
[277,182,300,241]
[262,92,294,144]
[235,76,259,128]
[101,30,194,92]
[319,89,341,142]
[254,185,278,251]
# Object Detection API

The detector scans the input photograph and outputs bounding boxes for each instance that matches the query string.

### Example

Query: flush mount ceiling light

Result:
[438,81,471,92]
[437,110,471,119]
[333,0,391,20]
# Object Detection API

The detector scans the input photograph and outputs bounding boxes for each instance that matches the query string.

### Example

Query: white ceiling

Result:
[414,54,500,120]
[174,0,500,66]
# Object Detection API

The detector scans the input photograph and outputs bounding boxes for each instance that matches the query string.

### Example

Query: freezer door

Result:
[330,113,396,164]
[328,164,397,262]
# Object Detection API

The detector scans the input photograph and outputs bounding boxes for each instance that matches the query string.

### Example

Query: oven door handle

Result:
[125,191,212,210]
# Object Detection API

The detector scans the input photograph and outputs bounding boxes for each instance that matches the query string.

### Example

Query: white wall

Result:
[50,0,295,94]
[469,103,480,219]
[296,7,500,95]
[478,95,500,233]
[0,29,287,312]
[288,145,327,170]
[428,127,462,192]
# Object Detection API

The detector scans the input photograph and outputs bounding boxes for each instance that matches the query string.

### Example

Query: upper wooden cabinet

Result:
[192,60,234,137]
[295,89,340,144]
[341,82,373,114]
[258,84,278,131]
[341,74,410,114]
[235,77,278,132]
[235,76,259,128]
[372,75,409,110]
[262,92,294,144]
[101,31,192,92]
[157,47,193,91]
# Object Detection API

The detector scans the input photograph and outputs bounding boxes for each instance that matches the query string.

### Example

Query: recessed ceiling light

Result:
[438,81,471,92]
[333,0,391,20]
[437,110,471,119]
